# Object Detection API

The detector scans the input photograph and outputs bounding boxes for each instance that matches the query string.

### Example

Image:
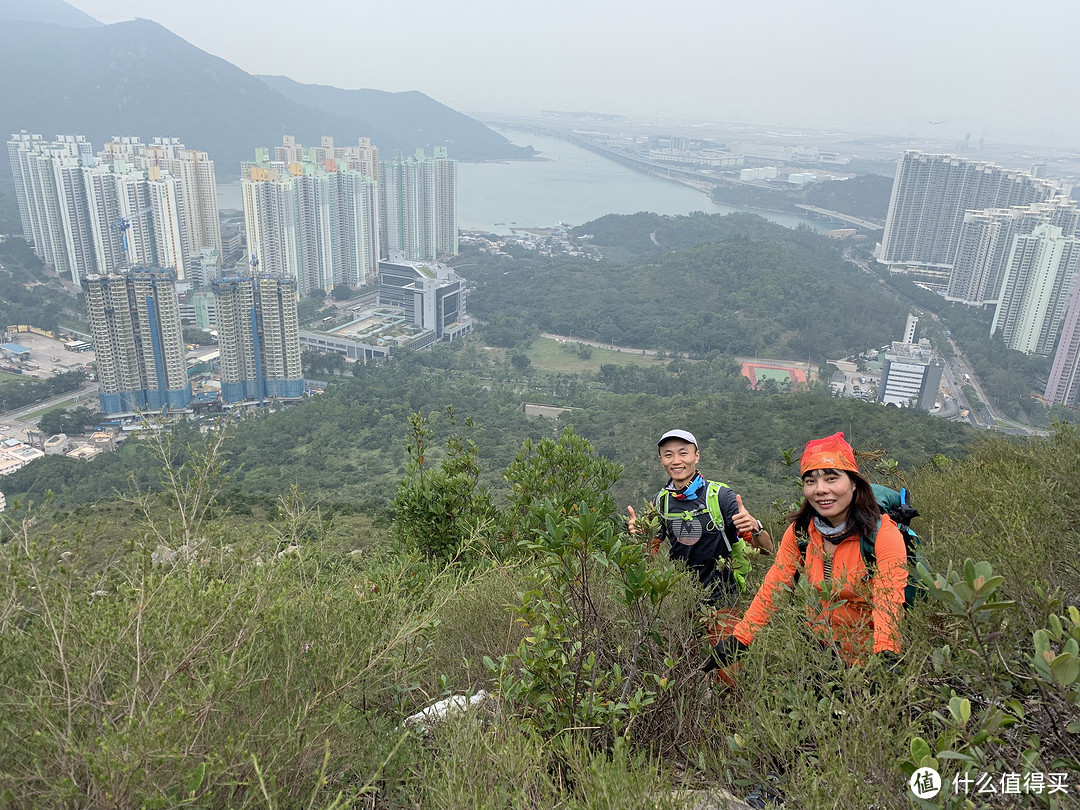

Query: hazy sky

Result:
[65,0,1080,148]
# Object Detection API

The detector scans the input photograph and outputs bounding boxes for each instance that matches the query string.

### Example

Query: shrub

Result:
[488,502,699,749]
[501,427,622,547]
[392,409,495,563]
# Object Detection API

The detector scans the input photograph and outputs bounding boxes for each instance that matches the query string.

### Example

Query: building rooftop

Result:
[323,307,430,346]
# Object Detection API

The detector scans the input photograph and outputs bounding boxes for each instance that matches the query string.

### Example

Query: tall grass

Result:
[1,426,1077,808]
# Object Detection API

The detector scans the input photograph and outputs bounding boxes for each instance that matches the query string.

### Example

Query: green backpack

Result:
[656,480,752,592]
[796,483,924,607]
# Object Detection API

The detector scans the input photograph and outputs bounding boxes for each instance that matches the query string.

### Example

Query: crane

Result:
[114,205,154,251]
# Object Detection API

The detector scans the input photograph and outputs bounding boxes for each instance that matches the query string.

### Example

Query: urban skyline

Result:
[8,132,222,285]
[879,151,1080,367]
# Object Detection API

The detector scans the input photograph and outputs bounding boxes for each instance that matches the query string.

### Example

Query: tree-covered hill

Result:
[3,352,974,517]
[474,212,908,361]
[802,173,893,221]
[691,174,893,223]
[0,237,76,331]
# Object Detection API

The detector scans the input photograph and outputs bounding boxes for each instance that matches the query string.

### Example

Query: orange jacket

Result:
[732,516,907,662]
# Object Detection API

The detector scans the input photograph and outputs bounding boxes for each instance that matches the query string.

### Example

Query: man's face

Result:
[658,439,699,488]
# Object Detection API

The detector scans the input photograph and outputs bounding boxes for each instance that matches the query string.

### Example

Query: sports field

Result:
[741,363,808,388]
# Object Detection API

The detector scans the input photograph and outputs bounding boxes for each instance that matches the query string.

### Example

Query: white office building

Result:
[378,256,473,342]
[878,340,944,410]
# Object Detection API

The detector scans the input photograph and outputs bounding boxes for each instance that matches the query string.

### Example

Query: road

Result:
[839,248,1048,435]
[0,382,98,441]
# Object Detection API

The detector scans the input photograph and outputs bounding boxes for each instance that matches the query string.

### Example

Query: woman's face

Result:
[802,468,857,527]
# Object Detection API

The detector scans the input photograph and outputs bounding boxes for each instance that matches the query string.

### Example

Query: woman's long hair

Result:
[788,469,880,542]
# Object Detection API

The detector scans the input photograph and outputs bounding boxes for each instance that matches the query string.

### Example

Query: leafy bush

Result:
[392,409,495,563]
[501,427,622,546]
[488,503,692,747]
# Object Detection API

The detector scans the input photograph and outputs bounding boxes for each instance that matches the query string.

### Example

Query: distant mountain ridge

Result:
[0,4,531,186]
[0,0,100,27]
[255,76,524,161]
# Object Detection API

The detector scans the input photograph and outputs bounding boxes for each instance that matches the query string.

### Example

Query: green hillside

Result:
[472,212,908,361]
[2,418,1076,808]
[2,352,973,515]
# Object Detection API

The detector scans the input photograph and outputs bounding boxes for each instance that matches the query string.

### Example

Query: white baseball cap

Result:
[658,429,697,448]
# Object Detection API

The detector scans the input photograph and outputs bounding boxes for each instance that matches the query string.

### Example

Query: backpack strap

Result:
[706,480,750,592]
[656,481,749,592]
[705,481,732,555]
[861,517,881,569]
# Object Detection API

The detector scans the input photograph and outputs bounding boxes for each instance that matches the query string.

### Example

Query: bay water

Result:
[216,129,826,234]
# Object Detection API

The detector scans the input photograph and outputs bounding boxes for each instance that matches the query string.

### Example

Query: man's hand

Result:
[732,494,756,534]
[701,635,748,673]
[627,505,639,535]
[733,494,773,553]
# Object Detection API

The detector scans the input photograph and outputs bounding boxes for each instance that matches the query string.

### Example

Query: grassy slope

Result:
[526,338,667,373]
[3,426,1077,808]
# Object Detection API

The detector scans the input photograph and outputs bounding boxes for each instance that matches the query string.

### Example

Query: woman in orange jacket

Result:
[707,432,907,670]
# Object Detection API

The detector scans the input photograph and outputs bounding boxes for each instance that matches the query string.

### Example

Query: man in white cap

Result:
[628,429,772,605]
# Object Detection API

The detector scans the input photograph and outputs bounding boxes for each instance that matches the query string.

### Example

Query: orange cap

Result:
[800,432,859,476]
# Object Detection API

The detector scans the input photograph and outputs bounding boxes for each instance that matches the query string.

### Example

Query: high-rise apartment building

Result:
[275,135,380,178]
[381,147,458,261]
[991,224,1080,355]
[946,197,1080,306]
[82,268,191,414]
[242,162,299,282]
[880,151,1060,272]
[241,145,380,296]
[1045,284,1080,408]
[101,136,222,259]
[8,132,216,284]
[213,275,304,404]
[8,134,98,283]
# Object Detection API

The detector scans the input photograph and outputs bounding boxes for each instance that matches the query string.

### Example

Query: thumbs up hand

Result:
[733,494,773,553]
[733,494,757,535]
[627,505,639,535]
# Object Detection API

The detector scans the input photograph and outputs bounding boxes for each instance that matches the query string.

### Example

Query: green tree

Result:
[501,427,622,546]
[183,328,214,345]
[392,409,495,562]
[37,406,96,436]
[509,351,531,373]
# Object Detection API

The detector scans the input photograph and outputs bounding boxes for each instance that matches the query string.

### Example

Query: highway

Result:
[0,382,98,442]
